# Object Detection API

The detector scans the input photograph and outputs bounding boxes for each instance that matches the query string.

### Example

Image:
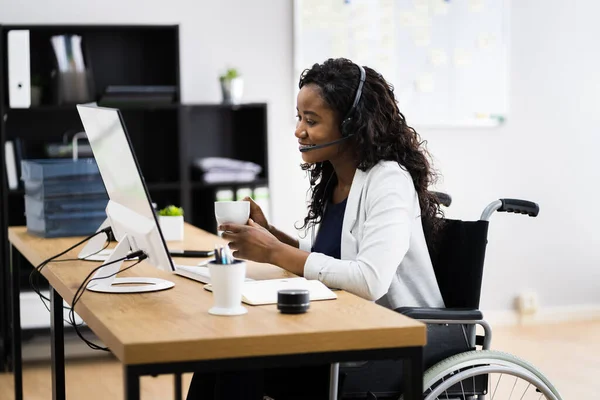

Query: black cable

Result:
[30,239,111,313]
[29,229,111,314]
[68,251,147,351]
[26,229,148,352]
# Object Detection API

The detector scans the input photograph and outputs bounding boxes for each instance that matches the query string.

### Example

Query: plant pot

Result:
[159,215,184,242]
[220,77,243,104]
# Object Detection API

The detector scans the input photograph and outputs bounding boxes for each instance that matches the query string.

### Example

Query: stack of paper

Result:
[194,157,262,184]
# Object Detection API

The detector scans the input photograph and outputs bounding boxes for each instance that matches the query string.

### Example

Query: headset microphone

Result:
[299,135,354,152]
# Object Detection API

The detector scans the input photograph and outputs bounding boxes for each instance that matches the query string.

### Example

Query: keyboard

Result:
[174,263,254,284]
[174,264,212,284]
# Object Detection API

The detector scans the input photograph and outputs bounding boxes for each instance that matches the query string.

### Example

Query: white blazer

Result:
[300,161,445,310]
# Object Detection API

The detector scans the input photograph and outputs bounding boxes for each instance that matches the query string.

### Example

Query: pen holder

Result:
[55,70,94,105]
[207,259,247,316]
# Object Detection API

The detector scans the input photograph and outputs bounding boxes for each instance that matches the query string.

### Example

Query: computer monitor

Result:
[76,104,175,293]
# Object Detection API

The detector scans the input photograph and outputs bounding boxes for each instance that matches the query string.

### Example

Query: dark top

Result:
[311,197,348,259]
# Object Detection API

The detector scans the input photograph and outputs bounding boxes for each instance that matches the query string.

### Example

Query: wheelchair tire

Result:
[418,350,562,400]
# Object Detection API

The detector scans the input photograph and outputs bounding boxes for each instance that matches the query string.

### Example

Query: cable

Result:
[31,240,111,313]
[67,250,147,351]
[28,229,111,313]
[26,228,148,351]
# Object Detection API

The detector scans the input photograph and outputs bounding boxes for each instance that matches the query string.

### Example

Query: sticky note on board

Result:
[413,27,431,47]
[399,11,417,27]
[433,0,449,15]
[453,49,472,67]
[430,49,448,66]
[468,0,484,12]
[415,73,435,93]
[477,33,496,50]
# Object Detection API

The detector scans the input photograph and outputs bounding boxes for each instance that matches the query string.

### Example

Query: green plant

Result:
[220,68,240,81]
[158,205,184,217]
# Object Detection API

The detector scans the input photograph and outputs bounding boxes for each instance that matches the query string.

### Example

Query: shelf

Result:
[147,182,181,190]
[5,103,181,112]
[190,178,268,190]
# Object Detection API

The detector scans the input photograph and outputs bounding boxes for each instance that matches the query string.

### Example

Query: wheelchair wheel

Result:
[416,350,562,400]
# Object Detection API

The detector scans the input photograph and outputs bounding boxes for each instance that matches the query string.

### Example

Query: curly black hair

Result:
[297,58,443,240]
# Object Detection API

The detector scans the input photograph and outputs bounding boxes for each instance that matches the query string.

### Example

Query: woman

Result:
[187,58,444,399]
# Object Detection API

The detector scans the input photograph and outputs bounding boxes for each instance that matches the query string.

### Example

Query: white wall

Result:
[424,0,600,312]
[3,0,598,313]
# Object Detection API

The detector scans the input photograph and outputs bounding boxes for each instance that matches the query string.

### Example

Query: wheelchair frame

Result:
[328,197,562,400]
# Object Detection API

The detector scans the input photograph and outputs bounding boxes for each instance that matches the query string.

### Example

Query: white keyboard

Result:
[174,264,211,284]
[174,263,254,284]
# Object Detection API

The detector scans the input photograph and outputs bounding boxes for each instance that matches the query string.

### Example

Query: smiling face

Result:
[295,84,349,164]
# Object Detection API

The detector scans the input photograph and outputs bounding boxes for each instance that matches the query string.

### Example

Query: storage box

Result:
[21,159,106,199]
[21,159,108,237]
[26,211,107,238]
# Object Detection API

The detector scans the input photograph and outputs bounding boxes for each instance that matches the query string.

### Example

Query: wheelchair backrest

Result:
[425,218,490,309]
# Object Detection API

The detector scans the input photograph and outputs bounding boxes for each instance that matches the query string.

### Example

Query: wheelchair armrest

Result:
[395,307,483,321]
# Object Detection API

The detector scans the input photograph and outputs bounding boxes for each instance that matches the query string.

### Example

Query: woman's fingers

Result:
[219,223,246,233]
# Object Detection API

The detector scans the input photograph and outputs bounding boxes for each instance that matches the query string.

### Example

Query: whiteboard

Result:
[293,0,509,128]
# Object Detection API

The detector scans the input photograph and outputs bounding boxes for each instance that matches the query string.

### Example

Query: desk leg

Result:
[10,244,23,400]
[329,363,339,400]
[174,372,183,399]
[402,347,423,400]
[50,288,66,400]
[124,366,140,400]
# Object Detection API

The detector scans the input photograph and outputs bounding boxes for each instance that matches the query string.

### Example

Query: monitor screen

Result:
[77,104,174,271]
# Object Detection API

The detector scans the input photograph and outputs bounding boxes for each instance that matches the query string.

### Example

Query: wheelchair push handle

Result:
[498,199,539,217]
[481,198,539,220]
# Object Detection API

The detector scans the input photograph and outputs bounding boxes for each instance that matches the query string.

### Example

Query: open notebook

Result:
[203,277,337,306]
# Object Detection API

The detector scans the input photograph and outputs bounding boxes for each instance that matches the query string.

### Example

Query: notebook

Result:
[203,277,337,306]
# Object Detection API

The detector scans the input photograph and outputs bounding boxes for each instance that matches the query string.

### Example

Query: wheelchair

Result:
[332,195,563,400]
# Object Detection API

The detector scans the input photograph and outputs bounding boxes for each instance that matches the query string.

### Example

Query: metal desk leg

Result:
[174,372,183,399]
[124,366,140,400]
[10,244,23,400]
[329,362,340,400]
[403,347,423,400]
[50,288,66,400]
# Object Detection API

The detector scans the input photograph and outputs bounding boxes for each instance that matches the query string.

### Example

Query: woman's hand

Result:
[244,196,271,231]
[220,219,282,264]
[243,196,270,231]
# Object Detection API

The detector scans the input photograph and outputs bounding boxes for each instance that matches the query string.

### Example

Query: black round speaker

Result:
[277,289,310,314]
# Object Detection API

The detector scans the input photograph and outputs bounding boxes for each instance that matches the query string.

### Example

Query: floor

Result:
[0,319,598,399]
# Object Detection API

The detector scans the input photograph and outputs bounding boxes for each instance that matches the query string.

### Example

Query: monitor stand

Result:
[86,234,174,294]
[78,218,112,260]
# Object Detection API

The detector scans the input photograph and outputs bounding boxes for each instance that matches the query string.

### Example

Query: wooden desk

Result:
[9,223,425,400]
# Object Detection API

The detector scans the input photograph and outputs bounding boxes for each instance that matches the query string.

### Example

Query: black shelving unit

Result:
[0,24,269,370]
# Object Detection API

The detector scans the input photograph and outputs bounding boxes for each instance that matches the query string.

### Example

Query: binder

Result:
[4,141,18,189]
[7,30,31,108]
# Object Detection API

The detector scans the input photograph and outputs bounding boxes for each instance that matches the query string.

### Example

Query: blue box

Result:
[26,212,107,238]
[21,159,109,237]
[25,195,108,217]
[21,159,107,200]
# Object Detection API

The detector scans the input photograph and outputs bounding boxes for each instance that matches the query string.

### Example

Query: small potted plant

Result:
[158,205,184,241]
[219,67,243,104]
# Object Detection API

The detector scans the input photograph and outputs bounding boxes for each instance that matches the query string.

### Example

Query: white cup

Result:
[214,201,250,227]
[208,260,248,316]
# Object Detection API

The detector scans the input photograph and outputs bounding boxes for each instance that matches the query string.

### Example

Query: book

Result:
[203,277,337,306]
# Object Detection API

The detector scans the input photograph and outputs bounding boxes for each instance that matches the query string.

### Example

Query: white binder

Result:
[8,30,31,108]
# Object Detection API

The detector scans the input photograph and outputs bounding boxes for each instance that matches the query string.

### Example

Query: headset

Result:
[300,63,366,152]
